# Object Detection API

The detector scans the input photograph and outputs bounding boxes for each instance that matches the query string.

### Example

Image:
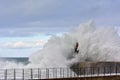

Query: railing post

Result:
[4,69,7,80]
[14,69,16,80]
[110,66,111,75]
[22,69,24,80]
[84,67,85,77]
[93,67,94,75]
[104,66,105,76]
[53,68,54,78]
[90,67,92,78]
[86,67,88,76]
[46,68,47,78]
[98,67,100,76]
[90,67,92,75]
[63,68,64,78]
[116,63,117,75]
[66,68,69,77]
[46,68,49,79]
[38,68,39,79]
[53,68,57,78]
[31,69,33,79]
[60,68,62,78]
[56,68,57,78]
[79,68,81,77]
[39,68,41,79]
[74,67,76,77]
[70,68,72,78]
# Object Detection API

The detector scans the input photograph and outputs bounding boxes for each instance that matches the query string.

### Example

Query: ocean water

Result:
[0,57,29,65]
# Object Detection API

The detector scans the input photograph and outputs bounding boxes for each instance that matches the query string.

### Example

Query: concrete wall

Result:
[34,76,120,80]
[70,62,120,75]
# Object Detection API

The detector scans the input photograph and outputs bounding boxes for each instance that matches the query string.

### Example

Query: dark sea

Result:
[0,57,29,64]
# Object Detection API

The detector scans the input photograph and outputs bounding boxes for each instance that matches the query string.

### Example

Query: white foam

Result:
[29,20,120,68]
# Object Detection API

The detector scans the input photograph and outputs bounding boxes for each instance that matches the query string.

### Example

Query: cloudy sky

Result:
[0,0,120,57]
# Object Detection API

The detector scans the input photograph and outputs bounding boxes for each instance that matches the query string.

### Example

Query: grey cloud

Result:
[0,18,76,37]
[0,0,57,15]
[0,40,47,49]
[0,0,120,37]
[0,26,68,37]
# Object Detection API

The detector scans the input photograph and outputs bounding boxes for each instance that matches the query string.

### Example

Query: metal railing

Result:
[0,66,120,80]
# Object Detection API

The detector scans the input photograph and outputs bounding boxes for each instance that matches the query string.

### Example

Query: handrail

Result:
[0,66,119,79]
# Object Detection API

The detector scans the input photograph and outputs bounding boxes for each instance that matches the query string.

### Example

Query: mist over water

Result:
[0,21,120,69]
